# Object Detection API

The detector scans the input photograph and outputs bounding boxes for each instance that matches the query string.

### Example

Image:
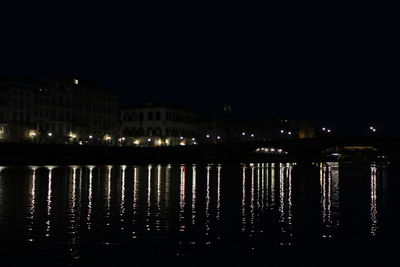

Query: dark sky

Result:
[1,1,398,135]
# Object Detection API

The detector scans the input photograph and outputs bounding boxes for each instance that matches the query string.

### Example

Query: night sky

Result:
[1,1,398,136]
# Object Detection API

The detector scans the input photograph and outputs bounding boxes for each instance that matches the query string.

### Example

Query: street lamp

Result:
[29,130,37,143]
[322,127,332,134]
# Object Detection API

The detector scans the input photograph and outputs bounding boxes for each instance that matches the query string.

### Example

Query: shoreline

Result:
[0,142,297,166]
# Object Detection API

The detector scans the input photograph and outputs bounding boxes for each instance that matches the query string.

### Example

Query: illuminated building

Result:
[0,76,119,144]
[120,102,198,146]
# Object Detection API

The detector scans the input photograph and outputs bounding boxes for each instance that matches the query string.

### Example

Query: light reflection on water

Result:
[46,167,54,236]
[87,166,93,230]
[192,165,196,225]
[320,162,340,238]
[370,165,378,236]
[0,162,390,266]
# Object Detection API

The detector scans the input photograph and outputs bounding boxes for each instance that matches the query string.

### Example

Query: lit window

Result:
[73,79,79,85]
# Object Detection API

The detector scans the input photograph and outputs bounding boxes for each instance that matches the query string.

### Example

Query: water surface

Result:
[0,162,397,266]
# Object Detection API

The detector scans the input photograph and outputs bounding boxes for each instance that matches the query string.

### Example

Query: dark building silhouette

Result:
[198,105,315,144]
[0,76,119,144]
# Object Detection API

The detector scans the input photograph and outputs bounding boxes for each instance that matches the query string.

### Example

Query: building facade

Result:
[0,76,119,144]
[197,105,315,144]
[120,103,198,146]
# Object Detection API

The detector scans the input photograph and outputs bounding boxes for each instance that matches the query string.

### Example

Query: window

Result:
[123,127,130,136]
[148,112,154,121]
[138,128,145,136]
[130,127,136,137]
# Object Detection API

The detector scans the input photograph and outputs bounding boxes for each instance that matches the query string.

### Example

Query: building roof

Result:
[122,102,196,114]
[0,75,116,95]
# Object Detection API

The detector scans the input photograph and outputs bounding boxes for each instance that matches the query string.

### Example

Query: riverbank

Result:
[1,141,396,166]
[0,142,295,166]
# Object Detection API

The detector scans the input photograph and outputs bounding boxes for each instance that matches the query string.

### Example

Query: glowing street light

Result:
[29,130,37,137]
[322,127,332,134]
[206,134,210,138]
[217,136,221,140]
[48,132,52,137]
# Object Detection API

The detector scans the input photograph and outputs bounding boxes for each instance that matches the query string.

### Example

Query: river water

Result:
[0,162,398,266]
